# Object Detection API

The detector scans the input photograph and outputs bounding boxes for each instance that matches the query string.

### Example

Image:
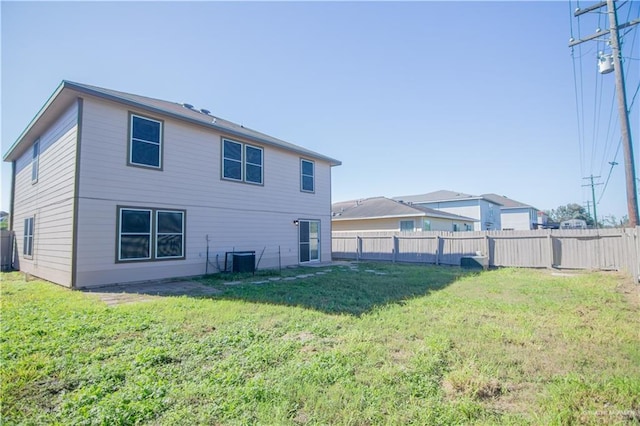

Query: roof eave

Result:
[414,196,491,204]
[4,80,342,166]
[501,205,534,210]
[63,81,342,166]
[332,213,425,221]
[3,81,67,161]
[332,212,478,222]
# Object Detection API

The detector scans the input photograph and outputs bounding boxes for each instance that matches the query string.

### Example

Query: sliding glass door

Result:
[299,220,320,263]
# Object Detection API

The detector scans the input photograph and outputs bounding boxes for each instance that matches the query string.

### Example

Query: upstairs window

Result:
[222,138,263,185]
[129,114,162,169]
[32,141,40,183]
[245,145,263,184]
[24,216,34,257]
[301,159,315,192]
[223,140,242,180]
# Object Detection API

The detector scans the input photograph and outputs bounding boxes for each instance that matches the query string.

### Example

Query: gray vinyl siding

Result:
[415,200,482,230]
[75,97,332,287]
[501,208,535,230]
[478,200,501,231]
[12,102,78,286]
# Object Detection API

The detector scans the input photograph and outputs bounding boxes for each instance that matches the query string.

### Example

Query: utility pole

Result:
[569,1,640,227]
[606,0,639,227]
[583,175,603,228]
[585,200,592,219]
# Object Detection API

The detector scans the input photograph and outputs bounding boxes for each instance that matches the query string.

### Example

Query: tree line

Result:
[544,203,629,228]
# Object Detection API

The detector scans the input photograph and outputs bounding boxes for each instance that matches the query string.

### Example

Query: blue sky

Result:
[2,1,639,221]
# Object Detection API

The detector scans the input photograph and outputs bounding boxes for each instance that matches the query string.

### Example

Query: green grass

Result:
[1,264,639,425]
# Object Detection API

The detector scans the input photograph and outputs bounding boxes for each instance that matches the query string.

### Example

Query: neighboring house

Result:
[332,197,477,232]
[481,193,545,230]
[537,211,550,228]
[3,81,340,288]
[392,190,502,231]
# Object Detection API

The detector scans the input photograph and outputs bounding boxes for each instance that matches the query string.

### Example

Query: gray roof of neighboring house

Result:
[3,80,341,166]
[392,190,503,206]
[332,197,477,222]
[480,193,537,210]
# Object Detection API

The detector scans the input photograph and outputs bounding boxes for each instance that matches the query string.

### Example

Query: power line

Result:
[596,79,639,204]
[570,0,640,226]
[598,8,638,177]
[583,175,603,227]
[570,1,586,178]
[598,90,617,176]
[591,5,606,174]
[598,160,619,203]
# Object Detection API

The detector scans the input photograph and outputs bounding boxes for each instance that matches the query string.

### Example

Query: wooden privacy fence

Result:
[332,228,640,282]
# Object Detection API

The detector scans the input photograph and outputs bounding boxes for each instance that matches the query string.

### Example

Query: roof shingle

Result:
[332,197,477,221]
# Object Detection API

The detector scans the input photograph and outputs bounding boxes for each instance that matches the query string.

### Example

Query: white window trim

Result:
[129,114,163,169]
[23,216,35,258]
[118,208,152,261]
[31,140,40,184]
[244,144,264,185]
[300,159,315,193]
[222,139,243,182]
[155,210,185,259]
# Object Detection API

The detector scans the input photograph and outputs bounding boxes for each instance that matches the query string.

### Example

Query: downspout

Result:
[9,161,16,269]
[70,97,84,289]
[9,161,15,231]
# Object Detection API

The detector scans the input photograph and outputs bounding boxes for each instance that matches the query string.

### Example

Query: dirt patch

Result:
[443,377,503,400]
[615,274,639,309]
[82,280,222,306]
[283,331,315,343]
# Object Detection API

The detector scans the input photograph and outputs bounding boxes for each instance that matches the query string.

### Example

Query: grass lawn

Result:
[1,263,639,425]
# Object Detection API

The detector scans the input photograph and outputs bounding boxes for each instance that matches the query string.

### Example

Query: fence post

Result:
[484,234,491,267]
[435,235,441,265]
[547,233,554,268]
[636,227,640,283]
[392,236,398,263]
[356,236,361,261]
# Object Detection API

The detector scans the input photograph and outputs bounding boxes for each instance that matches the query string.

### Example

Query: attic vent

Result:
[182,103,194,109]
[200,108,211,115]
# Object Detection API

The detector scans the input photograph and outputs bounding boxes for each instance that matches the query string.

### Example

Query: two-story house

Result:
[3,81,340,288]
[393,190,502,231]
[481,193,545,230]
